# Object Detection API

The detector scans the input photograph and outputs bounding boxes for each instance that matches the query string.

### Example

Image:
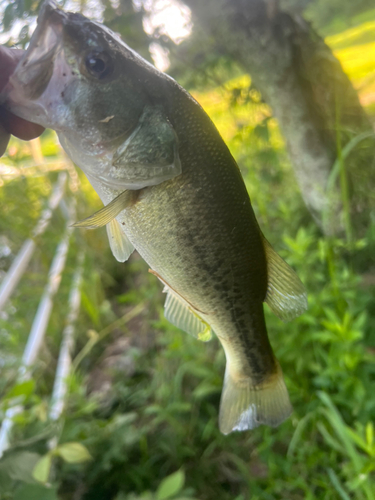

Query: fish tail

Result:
[219,360,292,435]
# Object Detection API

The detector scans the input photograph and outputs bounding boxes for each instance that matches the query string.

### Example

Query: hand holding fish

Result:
[0,46,45,155]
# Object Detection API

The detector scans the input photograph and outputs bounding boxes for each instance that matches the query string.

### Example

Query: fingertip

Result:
[0,108,45,140]
[10,117,45,141]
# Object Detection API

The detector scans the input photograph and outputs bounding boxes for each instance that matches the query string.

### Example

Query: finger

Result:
[0,107,45,141]
[0,47,45,140]
[0,121,10,157]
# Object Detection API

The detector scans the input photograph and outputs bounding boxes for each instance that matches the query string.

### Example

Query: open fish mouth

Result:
[2,0,76,129]
[13,1,65,98]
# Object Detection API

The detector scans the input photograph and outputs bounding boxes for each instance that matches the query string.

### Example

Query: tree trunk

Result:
[182,0,375,236]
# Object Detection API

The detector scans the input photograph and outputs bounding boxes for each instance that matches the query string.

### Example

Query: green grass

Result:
[316,7,375,37]
[325,13,375,106]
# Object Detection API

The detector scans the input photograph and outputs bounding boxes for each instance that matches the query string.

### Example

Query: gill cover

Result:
[109,105,181,188]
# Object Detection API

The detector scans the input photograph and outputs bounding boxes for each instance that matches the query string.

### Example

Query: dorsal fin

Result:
[262,236,307,321]
[149,269,212,342]
[106,219,134,263]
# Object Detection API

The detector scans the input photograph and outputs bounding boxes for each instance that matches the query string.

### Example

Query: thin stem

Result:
[335,90,352,246]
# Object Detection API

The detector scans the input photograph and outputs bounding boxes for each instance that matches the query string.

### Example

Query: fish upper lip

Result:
[38,0,69,29]
[7,1,66,93]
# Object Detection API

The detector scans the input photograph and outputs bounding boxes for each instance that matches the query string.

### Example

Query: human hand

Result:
[0,46,45,156]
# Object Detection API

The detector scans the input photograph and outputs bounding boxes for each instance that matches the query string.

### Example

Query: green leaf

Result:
[55,442,92,463]
[81,290,100,326]
[5,380,35,400]
[253,120,270,142]
[318,392,363,471]
[327,131,375,193]
[366,422,374,448]
[173,498,200,500]
[287,412,315,458]
[14,483,59,500]
[33,453,53,483]
[156,470,185,500]
[0,469,12,492]
[327,468,351,500]
[0,451,40,484]
[345,426,368,453]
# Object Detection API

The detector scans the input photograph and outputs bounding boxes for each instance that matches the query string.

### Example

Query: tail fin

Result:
[219,362,292,434]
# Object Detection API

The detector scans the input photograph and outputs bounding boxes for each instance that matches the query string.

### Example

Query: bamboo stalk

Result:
[0,406,23,456]
[20,227,73,375]
[0,222,73,457]
[49,252,84,422]
[0,172,67,312]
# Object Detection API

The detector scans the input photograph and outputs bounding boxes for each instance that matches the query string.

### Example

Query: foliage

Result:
[303,0,375,32]
[1,3,375,500]
[280,0,375,33]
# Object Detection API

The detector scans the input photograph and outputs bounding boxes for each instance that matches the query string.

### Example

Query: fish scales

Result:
[2,0,307,433]
[122,86,270,348]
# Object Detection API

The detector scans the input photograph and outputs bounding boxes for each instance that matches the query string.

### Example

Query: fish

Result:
[2,0,307,434]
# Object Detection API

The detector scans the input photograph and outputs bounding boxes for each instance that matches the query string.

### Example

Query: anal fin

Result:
[262,236,307,321]
[149,269,212,342]
[106,219,134,263]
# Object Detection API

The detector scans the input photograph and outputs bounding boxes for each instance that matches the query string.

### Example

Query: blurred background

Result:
[0,0,375,499]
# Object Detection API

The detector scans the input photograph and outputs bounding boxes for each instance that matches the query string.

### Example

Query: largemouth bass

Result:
[2,0,307,434]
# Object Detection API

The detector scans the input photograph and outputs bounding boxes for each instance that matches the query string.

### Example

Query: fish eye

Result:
[84,50,114,79]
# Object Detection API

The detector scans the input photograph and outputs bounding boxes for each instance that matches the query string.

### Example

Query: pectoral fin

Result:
[110,105,181,188]
[72,190,136,229]
[106,219,134,263]
[149,269,212,342]
[262,236,307,321]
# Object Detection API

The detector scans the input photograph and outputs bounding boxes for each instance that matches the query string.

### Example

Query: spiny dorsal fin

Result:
[106,219,134,263]
[148,269,212,342]
[262,236,307,321]
[72,190,136,229]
